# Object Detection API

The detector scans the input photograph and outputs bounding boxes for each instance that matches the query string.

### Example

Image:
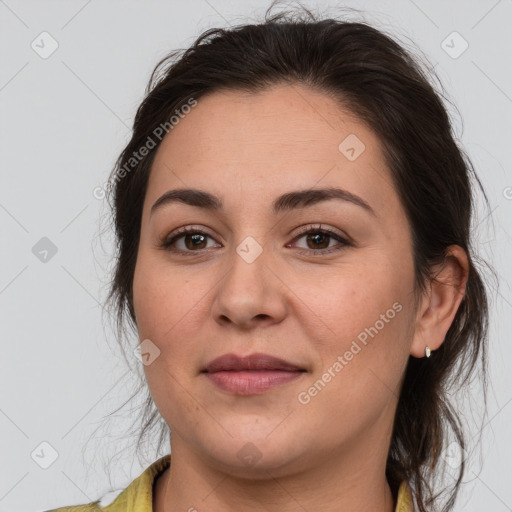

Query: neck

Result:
[154,434,396,512]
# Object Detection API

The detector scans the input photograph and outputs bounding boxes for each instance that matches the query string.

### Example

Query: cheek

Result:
[133,254,201,338]
[132,255,217,381]
[133,257,207,419]
[294,284,409,437]
[290,259,406,340]
[291,259,412,397]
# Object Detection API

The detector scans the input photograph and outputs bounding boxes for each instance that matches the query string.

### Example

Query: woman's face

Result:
[133,84,420,476]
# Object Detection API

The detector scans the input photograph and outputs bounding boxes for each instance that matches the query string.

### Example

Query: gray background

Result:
[1,1,511,511]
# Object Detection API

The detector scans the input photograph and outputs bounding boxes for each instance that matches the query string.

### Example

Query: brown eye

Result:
[160,224,350,256]
[182,232,208,250]
[289,225,351,256]
[304,232,331,250]
[161,227,219,253]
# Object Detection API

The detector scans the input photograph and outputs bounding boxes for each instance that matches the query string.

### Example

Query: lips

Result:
[202,352,304,373]
[202,352,306,395]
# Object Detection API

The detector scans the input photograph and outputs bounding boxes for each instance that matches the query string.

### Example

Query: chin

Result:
[205,444,303,479]
[196,428,303,473]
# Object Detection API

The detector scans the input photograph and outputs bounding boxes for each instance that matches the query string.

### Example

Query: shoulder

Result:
[395,480,414,512]
[41,504,102,512]
[43,455,171,512]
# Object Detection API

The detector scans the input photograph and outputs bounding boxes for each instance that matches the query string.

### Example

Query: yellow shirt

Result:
[46,454,414,512]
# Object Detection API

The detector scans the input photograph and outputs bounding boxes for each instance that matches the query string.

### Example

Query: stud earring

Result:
[425,346,432,358]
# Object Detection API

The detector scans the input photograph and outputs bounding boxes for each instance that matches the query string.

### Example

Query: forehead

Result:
[146,84,398,219]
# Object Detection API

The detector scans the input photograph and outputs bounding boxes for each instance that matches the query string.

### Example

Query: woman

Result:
[49,3,490,512]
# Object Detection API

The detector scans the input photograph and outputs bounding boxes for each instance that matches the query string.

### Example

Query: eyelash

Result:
[159,224,351,256]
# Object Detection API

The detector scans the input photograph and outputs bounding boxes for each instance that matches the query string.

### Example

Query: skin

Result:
[132,83,469,512]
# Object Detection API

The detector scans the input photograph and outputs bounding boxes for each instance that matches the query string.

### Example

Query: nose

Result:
[211,243,288,329]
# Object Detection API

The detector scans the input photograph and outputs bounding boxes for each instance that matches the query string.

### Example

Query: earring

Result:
[425,346,432,358]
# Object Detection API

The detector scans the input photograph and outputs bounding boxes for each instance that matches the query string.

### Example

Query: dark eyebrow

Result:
[150,187,376,217]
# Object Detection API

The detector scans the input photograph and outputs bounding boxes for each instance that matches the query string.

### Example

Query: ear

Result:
[410,245,469,358]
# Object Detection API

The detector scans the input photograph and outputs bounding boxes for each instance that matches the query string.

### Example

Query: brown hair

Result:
[100,3,494,511]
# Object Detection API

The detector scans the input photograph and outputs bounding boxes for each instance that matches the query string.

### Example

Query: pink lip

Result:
[205,370,304,395]
[202,352,306,395]
[203,352,303,372]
